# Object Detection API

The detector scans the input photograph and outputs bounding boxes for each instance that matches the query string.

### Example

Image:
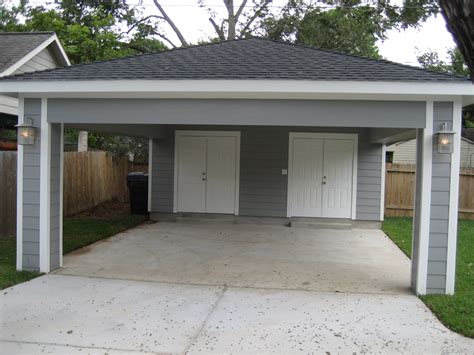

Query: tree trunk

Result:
[439,0,474,81]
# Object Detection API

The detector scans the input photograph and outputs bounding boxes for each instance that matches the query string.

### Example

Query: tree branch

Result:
[235,0,248,23]
[239,0,272,37]
[122,15,165,35]
[209,17,226,40]
[224,0,236,39]
[152,0,189,46]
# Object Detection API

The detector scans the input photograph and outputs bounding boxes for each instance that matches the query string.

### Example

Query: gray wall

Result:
[151,126,383,220]
[14,48,58,75]
[426,102,454,294]
[48,99,426,129]
[21,99,62,272]
[22,99,41,271]
[356,130,383,220]
[49,123,61,270]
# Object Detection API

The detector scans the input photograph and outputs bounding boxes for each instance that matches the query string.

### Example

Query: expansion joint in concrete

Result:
[183,285,228,354]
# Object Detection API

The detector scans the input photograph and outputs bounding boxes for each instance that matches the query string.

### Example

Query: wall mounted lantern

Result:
[437,122,455,154]
[16,117,36,146]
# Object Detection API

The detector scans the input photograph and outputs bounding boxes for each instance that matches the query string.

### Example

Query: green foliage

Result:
[65,129,149,163]
[417,48,470,77]
[0,0,166,64]
[264,0,438,59]
[383,218,474,338]
[63,212,148,254]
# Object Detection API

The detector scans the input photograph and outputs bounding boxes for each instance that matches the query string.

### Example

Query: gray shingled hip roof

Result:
[0,38,469,83]
[0,32,55,73]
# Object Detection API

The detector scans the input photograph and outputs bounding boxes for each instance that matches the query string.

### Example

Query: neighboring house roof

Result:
[0,32,70,76]
[0,38,469,83]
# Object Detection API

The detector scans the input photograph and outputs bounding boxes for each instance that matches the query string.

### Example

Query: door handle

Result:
[202,177,207,181]
[322,181,326,185]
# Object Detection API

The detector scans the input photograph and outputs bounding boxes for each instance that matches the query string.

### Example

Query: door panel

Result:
[177,136,207,213]
[322,139,354,218]
[290,138,324,217]
[206,137,237,213]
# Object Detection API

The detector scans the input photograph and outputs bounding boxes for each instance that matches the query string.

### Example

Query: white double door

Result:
[290,134,355,218]
[177,134,238,214]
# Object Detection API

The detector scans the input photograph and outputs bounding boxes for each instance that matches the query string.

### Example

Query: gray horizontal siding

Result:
[356,130,383,221]
[426,102,454,294]
[151,126,383,220]
[15,48,57,75]
[49,123,61,270]
[48,99,426,129]
[151,137,175,213]
[22,98,41,272]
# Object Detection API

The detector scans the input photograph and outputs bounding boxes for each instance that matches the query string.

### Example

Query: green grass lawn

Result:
[0,209,147,290]
[383,217,474,338]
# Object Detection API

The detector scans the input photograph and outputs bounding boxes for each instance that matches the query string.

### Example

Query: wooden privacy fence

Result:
[63,151,147,215]
[385,163,474,219]
[0,152,17,238]
[0,151,148,238]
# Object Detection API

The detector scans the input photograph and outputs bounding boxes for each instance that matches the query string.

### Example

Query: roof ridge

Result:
[259,38,470,81]
[0,31,55,35]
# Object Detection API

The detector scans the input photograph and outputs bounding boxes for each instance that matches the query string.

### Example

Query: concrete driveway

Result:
[1,221,473,354]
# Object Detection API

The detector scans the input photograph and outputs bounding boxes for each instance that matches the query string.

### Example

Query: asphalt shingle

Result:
[0,38,469,82]
[0,32,55,73]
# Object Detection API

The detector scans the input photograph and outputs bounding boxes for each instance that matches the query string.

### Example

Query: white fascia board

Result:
[0,80,472,100]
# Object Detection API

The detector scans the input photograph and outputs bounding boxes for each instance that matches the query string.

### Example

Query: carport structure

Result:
[0,38,473,295]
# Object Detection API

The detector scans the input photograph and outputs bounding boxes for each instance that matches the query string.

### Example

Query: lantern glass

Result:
[16,118,36,145]
[437,132,454,154]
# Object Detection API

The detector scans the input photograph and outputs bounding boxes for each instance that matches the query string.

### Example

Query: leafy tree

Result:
[417,47,469,77]
[0,0,166,63]
[263,0,438,59]
[418,47,473,127]
[438,0,473,81]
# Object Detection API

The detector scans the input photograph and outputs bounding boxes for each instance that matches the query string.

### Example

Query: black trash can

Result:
[126,172,149,214]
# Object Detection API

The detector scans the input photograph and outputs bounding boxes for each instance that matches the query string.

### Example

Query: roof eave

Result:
[0,79,472,103]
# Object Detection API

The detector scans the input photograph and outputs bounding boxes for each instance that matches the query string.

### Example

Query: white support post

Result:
[16,97,24,271]
[380,144,386,222]
[412,100,433,295]
[446,99,462,294]
[39,98,51,273]
[148,138,153,212]
[59,123,64,267]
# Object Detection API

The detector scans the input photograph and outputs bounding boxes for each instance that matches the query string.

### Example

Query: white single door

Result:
[206,137,237,213]
[322,139,354,218]
[290,138,324,217]
[177,136,207,212]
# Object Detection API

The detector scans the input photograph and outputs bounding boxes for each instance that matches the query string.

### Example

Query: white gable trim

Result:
[1,34,70,77]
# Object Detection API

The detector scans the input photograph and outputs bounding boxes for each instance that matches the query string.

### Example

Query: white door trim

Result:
[287,132,358,219]
[173,130,241,215]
